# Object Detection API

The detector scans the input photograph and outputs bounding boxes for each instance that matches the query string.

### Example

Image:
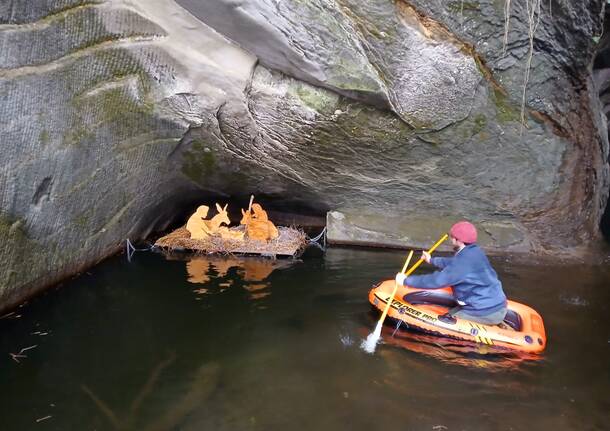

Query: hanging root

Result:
[501,0,543,132]
[520,0,542,133]
[502,0,511,56]
[460,0,464,30]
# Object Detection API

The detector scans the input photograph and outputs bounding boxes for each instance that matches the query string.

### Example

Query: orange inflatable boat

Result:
[368,280,547,353]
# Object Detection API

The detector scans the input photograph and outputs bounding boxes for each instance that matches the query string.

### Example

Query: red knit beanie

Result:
[449,221,477,244]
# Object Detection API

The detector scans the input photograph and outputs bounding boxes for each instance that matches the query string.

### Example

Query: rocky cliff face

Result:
[0,0,606,311]
[593,5,610,238]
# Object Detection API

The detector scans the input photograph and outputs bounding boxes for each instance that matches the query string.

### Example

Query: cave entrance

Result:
[153,192,326,242]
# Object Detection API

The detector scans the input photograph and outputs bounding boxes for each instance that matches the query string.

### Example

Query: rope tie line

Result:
[307,227,327,250]
[125,239,155,262]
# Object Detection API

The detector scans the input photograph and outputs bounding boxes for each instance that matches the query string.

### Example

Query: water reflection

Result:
[1,248,609,430]
[180,254,296,300]
[360,319,544,371]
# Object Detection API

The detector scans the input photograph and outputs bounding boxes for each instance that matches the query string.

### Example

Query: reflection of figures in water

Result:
[186,259,212,284]
[239,259,276,282]
[183,255,295,300]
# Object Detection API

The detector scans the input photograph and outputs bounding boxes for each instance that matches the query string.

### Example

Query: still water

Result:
[0,246,609,430]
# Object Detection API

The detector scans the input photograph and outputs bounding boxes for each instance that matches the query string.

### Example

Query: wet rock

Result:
[0,0,256,311]
[326,210,528,252]
[175,0,390,108]
[176,0,482,130]
[0,0,608,311]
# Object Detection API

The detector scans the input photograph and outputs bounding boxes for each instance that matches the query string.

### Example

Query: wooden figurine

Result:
[187,203,233,239]
[252,203,270,221]
[240,200,279,242]
[203,203,231,234]
[217,226,245,241]
[213,203,245,241]
[186,205,210,240]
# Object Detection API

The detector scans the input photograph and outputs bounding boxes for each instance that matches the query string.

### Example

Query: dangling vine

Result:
[521,0,542,128]
[460,0,465,31]
[502,0,511,55]
[502,0,543,132]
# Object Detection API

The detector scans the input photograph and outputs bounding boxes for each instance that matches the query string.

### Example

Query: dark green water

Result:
[1,246,609,430]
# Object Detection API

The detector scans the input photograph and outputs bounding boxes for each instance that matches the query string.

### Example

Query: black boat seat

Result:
[403,291,458,308]
[402,290,458,308]
[502,309,522,331]
[403,290,523,331]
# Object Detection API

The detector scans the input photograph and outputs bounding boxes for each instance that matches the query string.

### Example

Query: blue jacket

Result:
[405,244,506,316]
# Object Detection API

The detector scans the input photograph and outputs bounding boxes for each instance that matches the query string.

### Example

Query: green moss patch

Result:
[181,139,216,184]
[293,84,338,113]
[472,114,487,135]
[492,88,520,123]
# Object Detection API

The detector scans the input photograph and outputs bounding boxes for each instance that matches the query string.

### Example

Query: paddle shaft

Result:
[376,233,449,328]
[403,233,449,277]
[378,250,413,325]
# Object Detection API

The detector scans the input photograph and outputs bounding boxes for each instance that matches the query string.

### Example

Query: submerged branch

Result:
[81,385,123,430]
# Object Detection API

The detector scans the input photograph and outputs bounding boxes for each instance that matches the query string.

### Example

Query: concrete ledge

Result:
[326,210,531,253]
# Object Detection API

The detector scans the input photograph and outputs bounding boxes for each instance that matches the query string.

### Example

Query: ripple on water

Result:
[559,294,589,307]
[339,333,354,347]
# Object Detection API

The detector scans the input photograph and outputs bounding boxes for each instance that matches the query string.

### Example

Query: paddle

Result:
[362,234,449,353]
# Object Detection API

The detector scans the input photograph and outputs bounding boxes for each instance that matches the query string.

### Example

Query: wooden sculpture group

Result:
[186,197,279,243]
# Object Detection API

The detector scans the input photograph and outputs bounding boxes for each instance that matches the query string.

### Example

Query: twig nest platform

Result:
[155,226,307,257]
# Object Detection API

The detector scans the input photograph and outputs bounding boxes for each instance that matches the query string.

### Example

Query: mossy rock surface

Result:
[1,0,607,312]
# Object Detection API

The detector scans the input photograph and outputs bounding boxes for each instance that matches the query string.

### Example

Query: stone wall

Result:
[0,0,606,311]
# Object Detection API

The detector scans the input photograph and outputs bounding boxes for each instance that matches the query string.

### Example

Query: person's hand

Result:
[395,272,406,286]
[422,251,431,264]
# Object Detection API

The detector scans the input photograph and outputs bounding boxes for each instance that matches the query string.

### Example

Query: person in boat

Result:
[395,221,507,325]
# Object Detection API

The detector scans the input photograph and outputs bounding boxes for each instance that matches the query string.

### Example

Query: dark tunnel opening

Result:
[147,190,328,244]
[142,126,329,244]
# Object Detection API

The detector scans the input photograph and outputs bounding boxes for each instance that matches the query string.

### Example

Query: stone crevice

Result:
[31,176,53,206]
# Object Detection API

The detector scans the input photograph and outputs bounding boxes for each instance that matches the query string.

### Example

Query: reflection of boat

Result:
[368,281,547,354]
[363,323,543,370]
